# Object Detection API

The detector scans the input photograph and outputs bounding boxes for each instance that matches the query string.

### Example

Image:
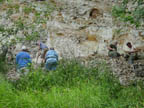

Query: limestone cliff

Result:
[0,0,144,59]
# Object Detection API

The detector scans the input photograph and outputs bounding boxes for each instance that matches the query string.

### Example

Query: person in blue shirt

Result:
[45,47,58,71]
[16,46,32,75]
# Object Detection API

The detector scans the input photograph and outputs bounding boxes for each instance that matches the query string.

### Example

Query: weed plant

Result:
[0,56,8,74]
[0,60,144,108]
[0,0,4,3]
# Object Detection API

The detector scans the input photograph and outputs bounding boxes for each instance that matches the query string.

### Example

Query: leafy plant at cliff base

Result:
[7,3,20,13]
[7,9,14,16]
[0,0,4,3]
[24,6,35,14]
[112,0,144,28]
[25,31,40,41]
[0,26,18,44]
[15,18,24,30]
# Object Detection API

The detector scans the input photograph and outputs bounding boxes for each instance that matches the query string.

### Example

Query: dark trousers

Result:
[108,50,120,58]
[125,53,138,64]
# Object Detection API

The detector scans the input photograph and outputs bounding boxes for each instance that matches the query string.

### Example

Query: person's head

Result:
[9,46,16,51]
[50,47,54,50]
[21,46,28,52]
[126,42,132,48]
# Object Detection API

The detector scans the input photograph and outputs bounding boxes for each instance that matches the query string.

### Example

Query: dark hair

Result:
[22,49,29,52]
[50,47,54,50]
[110,44,117,50]
[126,42,131,46]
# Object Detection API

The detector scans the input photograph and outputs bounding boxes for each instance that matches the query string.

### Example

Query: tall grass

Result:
[0,0,4,3]
[0,57,8,74]
[0,60,144,108]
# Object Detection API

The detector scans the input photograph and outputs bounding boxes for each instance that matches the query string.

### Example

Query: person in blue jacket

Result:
[45,47,58,71]
[16,46,32,75]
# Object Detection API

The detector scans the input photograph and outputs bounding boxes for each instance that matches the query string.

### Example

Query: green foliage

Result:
[8,4,20,12]
[7,9,14,16]
[0,26,17,35]
[24,6,34,14]
[0,60,143,108]
[0,26,5,32]
[34,11,47,24]
[0,0,4,3]
[15,19,24,30]
[112,0,144,27]
[0,26,17,45]
[25,31,40,41]
[15,60,101,90]
[0,59,8,74]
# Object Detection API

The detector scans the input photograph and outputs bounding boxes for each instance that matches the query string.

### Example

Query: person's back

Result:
[16,51,31,69]
[45,48,58,70]
[40,42,48,50]
[108,41,120,58]
[46,50,58,61]
[15,46,32,77]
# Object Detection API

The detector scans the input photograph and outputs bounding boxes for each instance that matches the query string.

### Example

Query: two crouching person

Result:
[16,46,58,78]
[108,41,139,65]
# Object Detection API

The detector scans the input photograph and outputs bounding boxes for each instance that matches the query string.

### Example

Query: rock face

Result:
[0,0,144,85]
[46,0,113,58]
[79,54,144,85]
[45,0,144,58]
[0,0,143,58]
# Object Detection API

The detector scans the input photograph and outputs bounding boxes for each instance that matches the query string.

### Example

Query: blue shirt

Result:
[16,51,32,69]
[45,50,58,61]
[40,42,48,50]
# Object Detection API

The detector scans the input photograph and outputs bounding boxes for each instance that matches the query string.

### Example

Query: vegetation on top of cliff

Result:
[112,0,144,28]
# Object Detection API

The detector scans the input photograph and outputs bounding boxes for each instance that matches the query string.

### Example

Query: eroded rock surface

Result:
[79,54,144,85]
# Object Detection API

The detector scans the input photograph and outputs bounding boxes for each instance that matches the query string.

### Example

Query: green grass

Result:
[0,60,144,108]
[23,6,34,14]
[0,0,4,3]
[0,57,8,74]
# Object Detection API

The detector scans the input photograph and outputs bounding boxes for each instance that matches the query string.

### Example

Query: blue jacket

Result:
[40,42,48,50]
[45,50,58,62]
[16,51,32,69]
